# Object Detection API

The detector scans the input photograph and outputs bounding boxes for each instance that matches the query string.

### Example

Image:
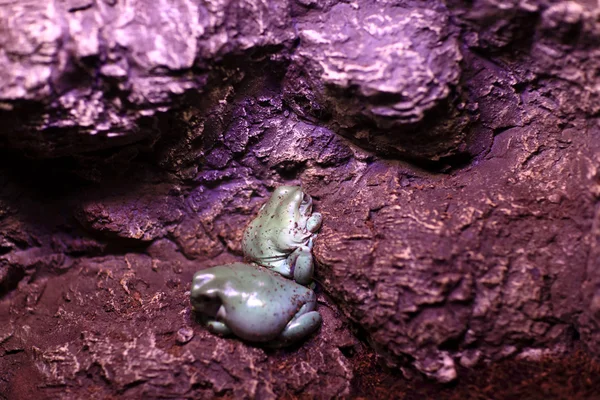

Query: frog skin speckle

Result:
[190,262,322,346]
[241,186,322,285]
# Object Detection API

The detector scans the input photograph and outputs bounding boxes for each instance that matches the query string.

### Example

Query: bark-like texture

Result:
[1,0,600,397]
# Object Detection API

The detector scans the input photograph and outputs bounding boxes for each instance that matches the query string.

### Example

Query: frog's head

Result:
[242,186,319,259]
[272,186,313,223]
[297,189,314,218]
[190,271,222,317]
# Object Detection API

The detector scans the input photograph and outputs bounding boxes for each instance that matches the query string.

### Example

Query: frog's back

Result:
[241,186,302,261]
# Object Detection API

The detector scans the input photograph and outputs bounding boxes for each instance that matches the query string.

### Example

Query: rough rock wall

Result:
[0,0,599,397]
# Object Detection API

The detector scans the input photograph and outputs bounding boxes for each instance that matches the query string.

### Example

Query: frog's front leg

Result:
[306,235,318,250]
[199,304,233,336]
[289,246,314,286]
[206,320,232,336]
[306,212,323,233]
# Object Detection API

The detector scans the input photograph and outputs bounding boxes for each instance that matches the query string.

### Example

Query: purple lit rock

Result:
[1,0,600,397]
[0,0,294,156]
[285,1,467,159]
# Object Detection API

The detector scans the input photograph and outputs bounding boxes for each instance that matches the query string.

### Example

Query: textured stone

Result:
[4,254,354,399]
[0,0,295,157]
[313,112,598,380]
[1,0,600,396]
[75,183,185,242]
[284,0,467,160]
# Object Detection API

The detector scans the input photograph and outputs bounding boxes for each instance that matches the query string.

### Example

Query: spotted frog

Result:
[190,262,322,346]
[242,186,322,285]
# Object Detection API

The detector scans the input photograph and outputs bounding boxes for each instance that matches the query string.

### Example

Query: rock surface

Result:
[285,1,468,160]
[1,0,600,398]
[0,0,294,156]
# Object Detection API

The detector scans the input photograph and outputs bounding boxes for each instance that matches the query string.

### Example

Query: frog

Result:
[242,186,323,286]
[190,262,322,346]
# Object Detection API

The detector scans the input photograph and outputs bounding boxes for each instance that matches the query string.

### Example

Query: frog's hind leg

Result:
[306,212,322,233]
[290,247,314,285]
[278,303,322,344]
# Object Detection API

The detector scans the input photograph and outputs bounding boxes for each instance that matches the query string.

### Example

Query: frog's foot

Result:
[291,249,314,286]
[269,300,321,347]
[306,212,323,233]
[278,311,321,344]
[206,320,232,336]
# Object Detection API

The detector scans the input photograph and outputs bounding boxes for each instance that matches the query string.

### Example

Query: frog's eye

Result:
[191,294,221,317]
[195,294,210,303]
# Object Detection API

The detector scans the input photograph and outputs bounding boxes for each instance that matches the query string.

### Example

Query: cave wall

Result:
[0,0,599,398]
